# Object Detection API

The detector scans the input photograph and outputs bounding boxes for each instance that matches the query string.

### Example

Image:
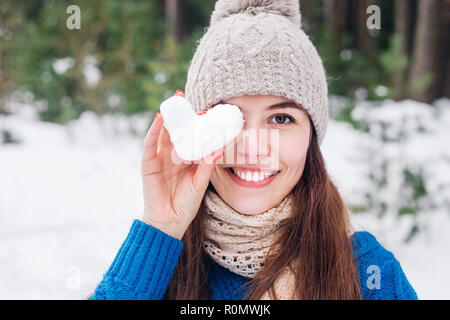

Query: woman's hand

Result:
[140,105,223,240]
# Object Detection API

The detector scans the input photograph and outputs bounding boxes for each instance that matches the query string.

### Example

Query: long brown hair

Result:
[164,123,362,300]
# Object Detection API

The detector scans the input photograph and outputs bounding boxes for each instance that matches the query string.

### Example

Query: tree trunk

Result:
[324,0,348,39]
[165,0,184,43]
[408,0,446,102]
[350,0,373,53]
[444,57,450,98]
[440,0,450,98]
[394,0,412,100]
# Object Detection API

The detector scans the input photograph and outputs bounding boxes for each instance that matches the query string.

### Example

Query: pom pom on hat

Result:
[211,0,301,28]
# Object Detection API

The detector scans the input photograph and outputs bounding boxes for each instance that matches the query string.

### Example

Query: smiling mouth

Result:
[224,167,280,187]
[229,167,279,181]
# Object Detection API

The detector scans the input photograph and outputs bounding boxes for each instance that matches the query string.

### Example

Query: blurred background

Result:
[0,0,449,299]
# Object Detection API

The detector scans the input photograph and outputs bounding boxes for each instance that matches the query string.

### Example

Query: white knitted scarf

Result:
[203,189,298,299]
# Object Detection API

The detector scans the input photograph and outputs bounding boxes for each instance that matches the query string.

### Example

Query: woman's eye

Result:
[270,114,294,125]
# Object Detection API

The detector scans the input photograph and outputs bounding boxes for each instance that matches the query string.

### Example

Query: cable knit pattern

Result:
[185,0,329,145]
[89,220,418,300]
[203,189,293,278]
[203,189,298,299]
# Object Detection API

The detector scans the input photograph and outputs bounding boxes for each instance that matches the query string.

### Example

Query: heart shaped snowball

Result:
[159,95,244,161]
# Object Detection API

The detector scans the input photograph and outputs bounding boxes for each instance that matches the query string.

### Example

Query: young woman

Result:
[89,0,418,300]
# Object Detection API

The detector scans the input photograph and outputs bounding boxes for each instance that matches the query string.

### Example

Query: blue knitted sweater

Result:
[89,219,418,300]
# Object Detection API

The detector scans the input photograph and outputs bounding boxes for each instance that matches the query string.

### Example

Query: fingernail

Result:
[174,90,184,97]
[213,151,224,162]
[197,108,209,116]
[154,112,160,119]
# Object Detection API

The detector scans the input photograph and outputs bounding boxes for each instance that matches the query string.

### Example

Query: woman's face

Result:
[210,94,311,215]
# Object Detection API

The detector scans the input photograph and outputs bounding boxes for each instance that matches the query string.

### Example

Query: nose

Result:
[234,126,272,165]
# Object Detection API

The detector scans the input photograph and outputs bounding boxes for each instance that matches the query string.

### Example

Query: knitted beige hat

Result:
[184,0,329,145]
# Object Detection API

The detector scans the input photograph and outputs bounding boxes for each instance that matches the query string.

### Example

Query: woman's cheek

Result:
[278,131,309,168]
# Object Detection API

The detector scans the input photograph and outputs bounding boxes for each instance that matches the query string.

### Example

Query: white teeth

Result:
[230,168,279,182]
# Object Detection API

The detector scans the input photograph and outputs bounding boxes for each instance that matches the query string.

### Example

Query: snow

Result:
[0,98,449,299]
[82,55,102,87]
[322,98,450,300]
[52,57,76,75]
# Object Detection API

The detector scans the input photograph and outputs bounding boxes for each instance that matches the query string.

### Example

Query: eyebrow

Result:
[213,100,303,111]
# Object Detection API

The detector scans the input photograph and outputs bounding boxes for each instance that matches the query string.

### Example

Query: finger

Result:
[142,113,163,162]
[157,123,173,152]
[202,147,224,165]
[157,131,192,175]
[192,149,224,192]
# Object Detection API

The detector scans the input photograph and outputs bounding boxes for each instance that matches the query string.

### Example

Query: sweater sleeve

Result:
[363,257,418,300]
[392,259,418,300]
[88,219,183,300]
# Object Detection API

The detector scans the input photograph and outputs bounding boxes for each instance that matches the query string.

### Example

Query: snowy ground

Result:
[0,98,449,299]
